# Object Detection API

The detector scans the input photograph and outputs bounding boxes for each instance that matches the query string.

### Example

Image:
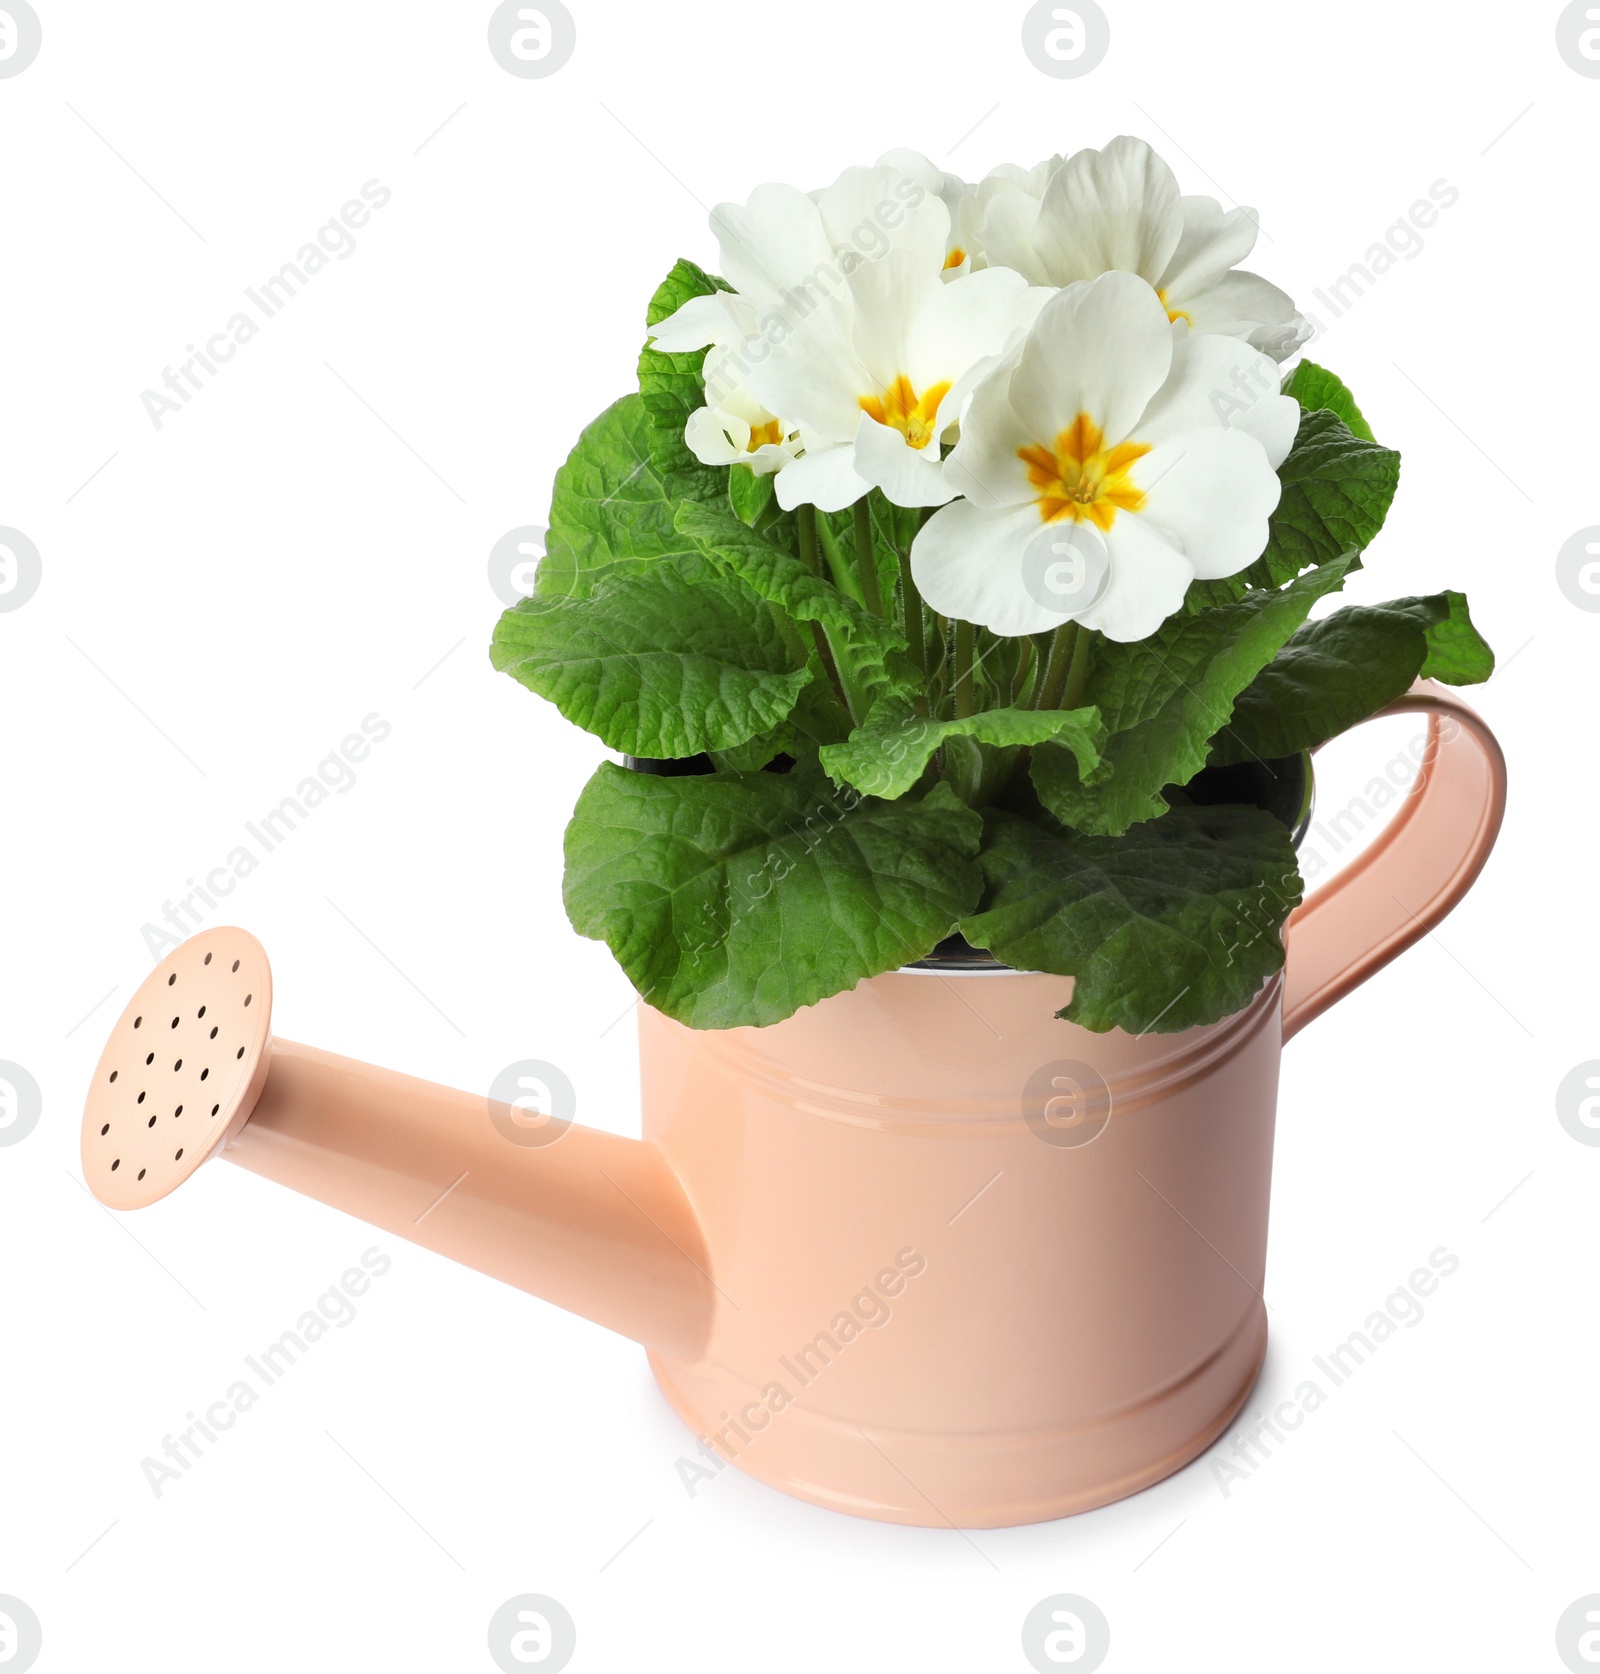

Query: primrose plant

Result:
[493,136,1493,1034]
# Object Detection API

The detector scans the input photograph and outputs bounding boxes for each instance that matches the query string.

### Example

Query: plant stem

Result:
[852,496,883,616]
[811,624,851,718]
[953,619,974,718]
[796,503,821,576]
[815,514,860,601]
[1034,622,1078,710]
[898,549,925,673]
[1014,636,1036,707]
[790,504,854,719]
[1060,624,1095,710]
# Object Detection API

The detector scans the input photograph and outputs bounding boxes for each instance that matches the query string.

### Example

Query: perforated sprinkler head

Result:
[80,927,272,1208]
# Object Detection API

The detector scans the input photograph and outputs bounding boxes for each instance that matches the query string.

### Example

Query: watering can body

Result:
[639,967,1284,1525]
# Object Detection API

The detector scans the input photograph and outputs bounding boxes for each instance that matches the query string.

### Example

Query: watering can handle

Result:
[1281,679,1507,1043]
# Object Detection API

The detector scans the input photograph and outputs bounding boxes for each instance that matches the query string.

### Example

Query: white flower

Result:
[651,294,807,476]
[975,135,1307,361]
[911,271,1298,642]
[647,182,841,484]
[872,150,1073,284]
[684,343,802,475]
[742,165,1053,511]
[874,148,980,276]
[653,164,1050,512]
[959,155,1063,272]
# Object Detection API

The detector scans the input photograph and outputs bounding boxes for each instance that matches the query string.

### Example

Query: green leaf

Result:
[961,805,1303,1034]
[637,258,729,477]
[564,766,984,1028]
[820,700,1103,801]
[673,500,920,716]
[1419,591,1496,684]
[729,465,802,556]
[729,463,779,529]
[711,733,792,772]
[1210,590,1494,766]
[1283,359,1375,441]
[535,395,727,602]
[492,560,810,758]
[713,651,858,766]
[1251,407,1401,585]
[1033,555,1358,835]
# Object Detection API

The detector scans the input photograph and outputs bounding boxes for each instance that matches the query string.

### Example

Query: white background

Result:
[2,1,1594,1669]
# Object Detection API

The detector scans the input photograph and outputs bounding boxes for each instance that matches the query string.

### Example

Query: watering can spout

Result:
[79,928,714,1361]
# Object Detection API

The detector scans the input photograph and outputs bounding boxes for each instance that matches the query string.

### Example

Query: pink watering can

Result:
[81,681,1503,1526]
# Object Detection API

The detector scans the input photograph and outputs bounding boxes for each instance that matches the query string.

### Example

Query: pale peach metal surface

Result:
[79,681,1505,1526]
[233,1042,714,1361]
[1282,680,1507,1040]
[82,926,272,1210]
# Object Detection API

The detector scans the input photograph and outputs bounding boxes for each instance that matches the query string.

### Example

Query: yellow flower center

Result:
[943,246,967,271]
[1156,287,1191,326]
[746,419,784,451]
[859,374,953,451]
[1017,413,1151,533]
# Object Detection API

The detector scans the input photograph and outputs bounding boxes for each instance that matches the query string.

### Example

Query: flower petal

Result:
[772,442,872,513]
[700,344,777,427]
[1007,272,1173,448]
[975,184,1050,283]
[1232,388,1299,471]
[743,300,872,442]
[1078,515,1195,641]
[853,413,957,507]
[710,183,840,309]
[1182,268,1304,360]
[906,265,1049,402]
[817,164,950,278]
[649,292,739,354]
[1249,314,1313,363]
[847,247,944,390]
[1130,429,1282,580]
[1029,135,1183,286]
[1133,329,1297,466]
[911,499,1064,636]
[940,350,1035,509]
[877,147,975,271]
[745,440,793,477]
[875,146,948,193]
[684,405,751,465]
[1158,197,1260,302]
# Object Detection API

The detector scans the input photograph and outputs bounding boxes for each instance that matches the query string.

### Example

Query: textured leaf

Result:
[564,766,984,1027]
[1418,591,1495,685]
[1033,555,1358,835]
[1211,591,1494,766]
[673,500,920,715]
[820,700,1103,801]
[1283,359,1375,441]
[535,394,727,602]
[712,654,857,766]
[1251,407,1400,584]
[492,561,810,757]
[962,805,1303,1033]
[727,462,776,528]
[637,258,729,476]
